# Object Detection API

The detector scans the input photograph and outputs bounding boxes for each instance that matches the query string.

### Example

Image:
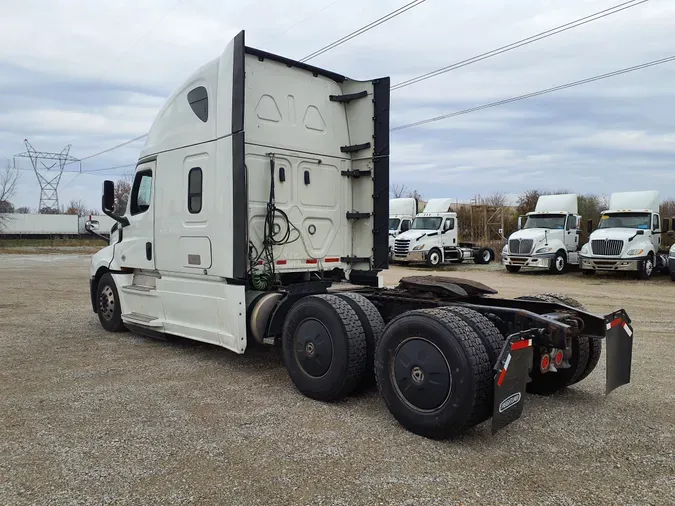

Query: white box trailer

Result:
[0,214,79,235]
[87,30,634,439]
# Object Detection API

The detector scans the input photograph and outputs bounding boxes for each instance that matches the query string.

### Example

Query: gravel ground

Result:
[1,255,673,505]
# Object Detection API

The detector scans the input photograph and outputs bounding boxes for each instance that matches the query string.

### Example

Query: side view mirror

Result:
[517,216,524,230]
[101,179,130,227]
[636,230,645,236]
[586,219,593,234]
[576,216,582,230]
[102,180,115,212]
[663,218,670,233]
[85,220,100,232]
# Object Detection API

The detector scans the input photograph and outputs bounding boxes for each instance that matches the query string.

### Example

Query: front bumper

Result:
[393,251,426,262]
[502,254,553,269]
[579,256,646,272]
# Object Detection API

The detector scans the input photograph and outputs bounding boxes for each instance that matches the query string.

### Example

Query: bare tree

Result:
[114,175,132,214]
[482,192,507,207]
[0,162,20,230]
[65,199,88,217]
[390,183,410,198]
[15,207,30,214]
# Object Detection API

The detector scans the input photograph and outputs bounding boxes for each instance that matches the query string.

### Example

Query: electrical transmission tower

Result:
[15,139,80,213]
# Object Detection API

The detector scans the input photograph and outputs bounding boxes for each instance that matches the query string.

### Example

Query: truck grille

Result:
[591,239,623,256]
[509,239,534,255]
[394,239,410,257]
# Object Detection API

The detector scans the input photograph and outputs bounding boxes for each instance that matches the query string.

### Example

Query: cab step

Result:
[122,312,164,328]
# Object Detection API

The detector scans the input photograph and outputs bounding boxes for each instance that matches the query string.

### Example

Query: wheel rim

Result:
[645,258,653,276]
[556,255,565,271]
[430,252,440,265]
[392,337,451,412]
[483,250,491,262]
[99,285,115,321]
[293,318,333,378]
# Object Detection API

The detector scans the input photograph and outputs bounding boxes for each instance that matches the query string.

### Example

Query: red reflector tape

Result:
[511,339,532,351]
[606,317,623,330]
[497,354,511,387]
[325,258,339,263]
[306,259,318,264]
[257,260,264,265]
[276,260,287,265]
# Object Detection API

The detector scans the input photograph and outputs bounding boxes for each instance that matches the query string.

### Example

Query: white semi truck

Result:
[502,194,582,274]
[580,191,670,280]
[392,198,494,267]
[388,197,417,260]
[88,30,634,439]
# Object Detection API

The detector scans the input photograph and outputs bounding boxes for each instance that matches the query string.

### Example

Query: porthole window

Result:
[187,86,208,122]
[188,168,202,214]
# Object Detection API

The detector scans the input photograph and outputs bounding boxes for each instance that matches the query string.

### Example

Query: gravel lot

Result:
[1,254,673,505]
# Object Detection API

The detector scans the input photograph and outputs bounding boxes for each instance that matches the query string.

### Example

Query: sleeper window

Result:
[187,86,208,122]
[130,171,152,215]
[188,168,202,214]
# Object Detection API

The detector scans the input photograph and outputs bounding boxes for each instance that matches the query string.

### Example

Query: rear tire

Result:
[375,309,492,439]
[335,292,385,387]
[96,273,127,333]
[282,294,367,401]
[506,265,521,273]
[539,293,602,385]
[474,247,492,265]
[515,294,590,395]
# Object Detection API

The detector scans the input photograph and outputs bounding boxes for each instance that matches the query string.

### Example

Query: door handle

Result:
[146,242,152,261]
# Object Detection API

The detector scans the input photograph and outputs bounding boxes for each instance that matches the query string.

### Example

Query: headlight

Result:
[502,245,508,254]
[535,247,553,254]
[412,244,425,251]
[581,244,589,254]
[670,245,675,258]
[626,249,644,256]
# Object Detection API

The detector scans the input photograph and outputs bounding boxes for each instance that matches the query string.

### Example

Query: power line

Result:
[391,0,648,91]
[259,0,343,48]
[300,0,427,63]
[391,55,675,132]
[67,134,148,166]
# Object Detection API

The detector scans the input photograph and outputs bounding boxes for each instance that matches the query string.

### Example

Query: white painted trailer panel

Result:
[0,214,80,234]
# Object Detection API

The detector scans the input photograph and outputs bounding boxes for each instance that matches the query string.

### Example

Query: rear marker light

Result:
[554,350,563,365]
[276,260,287,265]
[306,259,318,264]
[540,354,550,371]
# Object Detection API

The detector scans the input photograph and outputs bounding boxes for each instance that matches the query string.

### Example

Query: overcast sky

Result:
[1,0,673,210]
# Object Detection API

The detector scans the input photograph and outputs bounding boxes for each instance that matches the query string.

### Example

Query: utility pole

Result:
[14,139,80,213]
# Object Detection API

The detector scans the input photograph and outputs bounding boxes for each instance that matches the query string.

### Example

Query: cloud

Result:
[1,0,674,211]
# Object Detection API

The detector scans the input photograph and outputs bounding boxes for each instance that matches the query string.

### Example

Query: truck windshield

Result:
[598,213,651,229]
[411,217,442,230]
[524,214,566,229]
[389,218,401,230]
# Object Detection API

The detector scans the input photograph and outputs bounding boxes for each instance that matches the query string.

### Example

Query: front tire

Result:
[375,309,492,439]
[96,273,127,333]
[638,254,654,280]
[426,248,442,268]
[549,251,567,274]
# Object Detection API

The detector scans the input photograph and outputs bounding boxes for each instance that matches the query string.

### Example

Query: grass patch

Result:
[0,238,104,248]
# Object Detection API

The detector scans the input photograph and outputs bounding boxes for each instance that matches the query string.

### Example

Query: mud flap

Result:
[491,334,534,435]
[604,309,633,395]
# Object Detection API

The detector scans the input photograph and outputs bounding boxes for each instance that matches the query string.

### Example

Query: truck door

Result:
[442,217,456,248]
[652,213,661,250]
[565,214,579,251]
[115,162,156,270]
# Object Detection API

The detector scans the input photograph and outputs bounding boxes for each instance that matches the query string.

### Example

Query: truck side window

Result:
[401,220,410,232]
[566,215,577,230]
[188,168,203,214]
[444,218,455,231]
[187,86,208,122]
[653,214,660,231]
[130,170,153,215]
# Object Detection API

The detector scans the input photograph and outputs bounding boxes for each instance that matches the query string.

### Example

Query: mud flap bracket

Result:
[604,309,633,395]
[491,331,537,435]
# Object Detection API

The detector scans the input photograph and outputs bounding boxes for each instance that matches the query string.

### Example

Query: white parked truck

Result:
[388,197,417,260]
[88,30,634,439]
[392,198,494,267]
[502,194,582,274]
[580,191,670,280]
